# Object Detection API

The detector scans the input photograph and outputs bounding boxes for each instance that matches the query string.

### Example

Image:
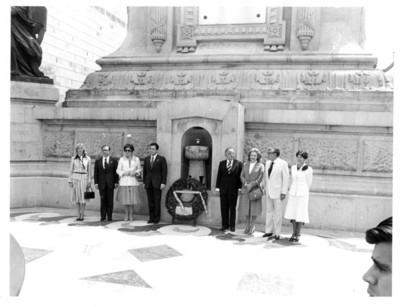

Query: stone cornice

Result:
[96,53,378,69]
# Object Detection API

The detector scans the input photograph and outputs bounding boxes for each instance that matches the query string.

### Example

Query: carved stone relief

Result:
[177,7,286,53]
[76,132,125,160]
[150,7,168,53]
[299,138,358,171]
[244,132,295,164]
[264,7,286,51]
[296,7,317,50]
[43,131,75,158]
[297,71,328,90]
[362,140,392,173]
[81,70,390,92]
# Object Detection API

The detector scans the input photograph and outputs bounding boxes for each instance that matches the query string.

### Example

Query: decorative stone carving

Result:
[43,131,75,158]
[255,71,280,87]
[244,133,295,164]
[264,7,286,52]
[126,130,157,159]
[130,71,153,87]
[211,71,236,86]
[298,71,328,90]
[346,71,384,90]
[177,7,198,53]
[169,71,193,88]
[362,140,392,173]
[80,70,390,92]
[177,7,286,53]
[299,138,358,171]
[296,7,317,51]
[76,132,125,159]
[150,7,168,53]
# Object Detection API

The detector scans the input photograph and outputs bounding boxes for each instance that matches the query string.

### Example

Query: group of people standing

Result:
[68,142,167,223]
[68,142,312,242]
[216,147,313,242]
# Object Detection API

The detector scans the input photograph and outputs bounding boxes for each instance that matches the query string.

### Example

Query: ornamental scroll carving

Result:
[177,7,286,53]
[150,7,168,53]
[81,70,390,92]
[296,7,317,51]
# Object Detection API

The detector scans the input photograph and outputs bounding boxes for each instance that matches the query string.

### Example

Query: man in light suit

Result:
[143,142,168,224]
[215,147,243,232]
[263,148,289,240]
[94,145,119,221]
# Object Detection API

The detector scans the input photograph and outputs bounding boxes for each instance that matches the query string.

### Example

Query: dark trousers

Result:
[220,192,238,228]
[99,188,114,220]
[146,183,162,222]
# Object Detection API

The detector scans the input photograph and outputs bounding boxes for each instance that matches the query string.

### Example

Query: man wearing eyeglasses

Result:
[94,145,119,221]
[143,142,168,224]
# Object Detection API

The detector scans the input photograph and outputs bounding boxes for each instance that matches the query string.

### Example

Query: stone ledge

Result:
[97,53,378,69]
[11,81,59,103]
[33,107,157,121]
[245,109,393,127]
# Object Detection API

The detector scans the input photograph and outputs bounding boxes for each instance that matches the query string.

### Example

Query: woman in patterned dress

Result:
[68,143,92,221]
[284,151,313,242]
[116,144,142,221]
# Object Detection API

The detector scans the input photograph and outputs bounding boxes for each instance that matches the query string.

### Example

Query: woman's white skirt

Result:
[284,195,309,223]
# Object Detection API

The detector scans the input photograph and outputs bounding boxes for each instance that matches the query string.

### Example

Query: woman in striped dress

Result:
[116,144,142,221]
[68,143,92,221]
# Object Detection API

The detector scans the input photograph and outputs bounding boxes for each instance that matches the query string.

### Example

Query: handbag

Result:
[248,184,263,201]
[84,186,95,200]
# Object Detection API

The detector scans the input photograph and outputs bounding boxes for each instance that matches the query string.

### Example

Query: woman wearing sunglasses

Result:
[116,144,142,221]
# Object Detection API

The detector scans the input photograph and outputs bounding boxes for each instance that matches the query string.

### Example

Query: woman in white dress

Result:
[68,143,92,221]
[284,151,313,242]
[116,144,142,221]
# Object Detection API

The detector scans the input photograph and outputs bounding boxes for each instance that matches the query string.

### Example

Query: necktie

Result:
[268,162,274,178]
[150,156,154,167]
[227,160,232,174]
[104,158,108,169]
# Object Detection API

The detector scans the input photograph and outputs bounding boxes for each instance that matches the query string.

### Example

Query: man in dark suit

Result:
[143,142,168,224]
[94,145,119,221]
[215,147,243,232]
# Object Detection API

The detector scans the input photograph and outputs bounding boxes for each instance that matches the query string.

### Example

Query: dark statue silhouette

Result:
[11,6,50,81]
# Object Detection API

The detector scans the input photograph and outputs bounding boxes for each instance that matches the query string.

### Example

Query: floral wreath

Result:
[165,178,208,220]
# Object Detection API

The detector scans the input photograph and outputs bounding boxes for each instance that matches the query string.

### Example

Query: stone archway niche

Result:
[181,127,212,189]
[157,97,244,224]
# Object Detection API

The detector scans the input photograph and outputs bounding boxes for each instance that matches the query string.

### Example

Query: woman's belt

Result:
[73,172,87,174]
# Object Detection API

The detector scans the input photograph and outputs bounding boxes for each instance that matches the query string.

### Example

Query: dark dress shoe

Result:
[153,221,159,224]
[147,220,154,224]
[219,227,228,231]
[107,219,113,222]
[230,227,235,232]
[100,219,106,222]
[76,218,81,221]
[274,235,280,240]
[262,233,273,238]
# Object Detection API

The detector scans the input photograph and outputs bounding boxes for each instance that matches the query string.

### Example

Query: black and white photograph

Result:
[3,1,397,306]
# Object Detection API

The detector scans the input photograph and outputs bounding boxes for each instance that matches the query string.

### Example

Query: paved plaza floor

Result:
[9,207,376,305]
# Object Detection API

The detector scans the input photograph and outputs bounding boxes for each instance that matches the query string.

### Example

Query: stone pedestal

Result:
[10,7,393,232]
